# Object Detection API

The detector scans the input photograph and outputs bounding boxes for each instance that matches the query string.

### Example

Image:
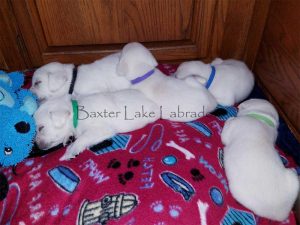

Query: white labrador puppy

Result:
[175,58,254,106]
[30,53,130,101]
[34,90,160,160]
[116,42,217,122]
[221,99,299,221]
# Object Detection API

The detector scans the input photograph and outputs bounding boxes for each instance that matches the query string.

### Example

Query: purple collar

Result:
[130,69,156,85]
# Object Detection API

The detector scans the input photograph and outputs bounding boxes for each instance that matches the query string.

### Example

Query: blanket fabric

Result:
[0,64,297,225]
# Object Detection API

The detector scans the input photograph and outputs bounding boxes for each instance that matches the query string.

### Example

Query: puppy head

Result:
[34,95,73,150]
[116,42,158,80]
[30,62,74,102]
[238,99,279,129]
[175,61,212,85]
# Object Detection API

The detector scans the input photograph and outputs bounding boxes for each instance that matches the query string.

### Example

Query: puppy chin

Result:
[36,139,57,150]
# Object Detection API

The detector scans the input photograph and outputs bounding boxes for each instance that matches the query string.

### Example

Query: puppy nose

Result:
[39,98,46,104]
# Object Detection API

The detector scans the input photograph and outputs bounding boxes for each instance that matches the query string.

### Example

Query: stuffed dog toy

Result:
[0,71,37,167]
[0,105,36,167]
[116,42,217,122]
[221,99,299,221]
[30,53,130,102]
[0,70,37,114]
[175,58,254,106]
[34,90,160,161]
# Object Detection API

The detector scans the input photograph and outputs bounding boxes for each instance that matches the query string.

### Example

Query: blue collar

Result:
[205,65,216,89]
[130,69,156,85]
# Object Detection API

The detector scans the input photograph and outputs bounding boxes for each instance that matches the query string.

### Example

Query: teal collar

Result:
[71,100,78,128]
[247,112,275,128]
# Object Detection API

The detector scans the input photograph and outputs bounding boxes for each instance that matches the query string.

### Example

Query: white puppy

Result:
[221,99,299,221]
[175,58,254,106]
[116,42,217,122]
[30,53,130,101]
[34,90,160,160]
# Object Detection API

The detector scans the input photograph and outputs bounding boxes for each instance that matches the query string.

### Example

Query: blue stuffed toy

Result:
[0,70,38,167]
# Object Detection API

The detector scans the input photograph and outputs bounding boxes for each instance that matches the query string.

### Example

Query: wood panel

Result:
[4,0,270,69]
[0,0,28,70]
[36,0,194,45]
[254,0,300,141]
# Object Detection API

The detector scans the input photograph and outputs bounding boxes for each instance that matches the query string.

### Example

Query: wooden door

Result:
[2,0,270,70]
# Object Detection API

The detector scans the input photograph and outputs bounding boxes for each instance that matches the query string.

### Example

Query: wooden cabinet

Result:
[254,0,300,140]
[1,0,270,70]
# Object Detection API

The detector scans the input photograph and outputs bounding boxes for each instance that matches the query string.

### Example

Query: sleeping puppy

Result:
[221,99,299,221]
[116,42,217,122]
[175,58,254,106]
[30,53,130,101]
[34,90,160,161]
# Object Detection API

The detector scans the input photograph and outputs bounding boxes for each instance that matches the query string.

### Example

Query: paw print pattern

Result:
[118,171,134,185]
[151,201,182,220]
[63,205,72,216]
[127,159,140,168]
[150,201,164,213]
[154,222,167,225]
[107,158,140,185]
[169,205,182,218]
[154,222,166,225]
[107,159,121,169]
[49,204,59,216]
[190,168,205,181]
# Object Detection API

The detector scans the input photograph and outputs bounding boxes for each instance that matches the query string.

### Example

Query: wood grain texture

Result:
[242,0,271,68]
[208,0,270,68]
[254,0,300,141]
[190,0,217,58]
[10,0,43,67]
[220,0,256,59]
[0,0,28,70]
[35,0,194,45]
[5,0,269,68]
[0,49,8,71]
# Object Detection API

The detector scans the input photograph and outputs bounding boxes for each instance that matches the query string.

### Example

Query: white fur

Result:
[295,182,300,223]
[30,53,130,101]
[34,90,160,160]
[116,42,217,122]
[175,58,255,106]
[221,99,299,221]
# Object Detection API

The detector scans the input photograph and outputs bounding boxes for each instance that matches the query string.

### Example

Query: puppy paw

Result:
[60,143,85,161]
[59,153,75,161]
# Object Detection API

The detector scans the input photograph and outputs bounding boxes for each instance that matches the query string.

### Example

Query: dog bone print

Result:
[166,140,195,160]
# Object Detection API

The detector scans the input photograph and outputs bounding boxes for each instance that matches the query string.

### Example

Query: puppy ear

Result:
[117,42,158,76]
[49,110,71,128]
[116,57,129,76]
[48,72,68,92]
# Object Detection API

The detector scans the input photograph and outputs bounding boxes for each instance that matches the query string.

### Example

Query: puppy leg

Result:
[60,127,116,161]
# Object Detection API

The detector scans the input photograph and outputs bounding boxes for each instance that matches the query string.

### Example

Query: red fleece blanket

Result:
[0,64,297,225]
